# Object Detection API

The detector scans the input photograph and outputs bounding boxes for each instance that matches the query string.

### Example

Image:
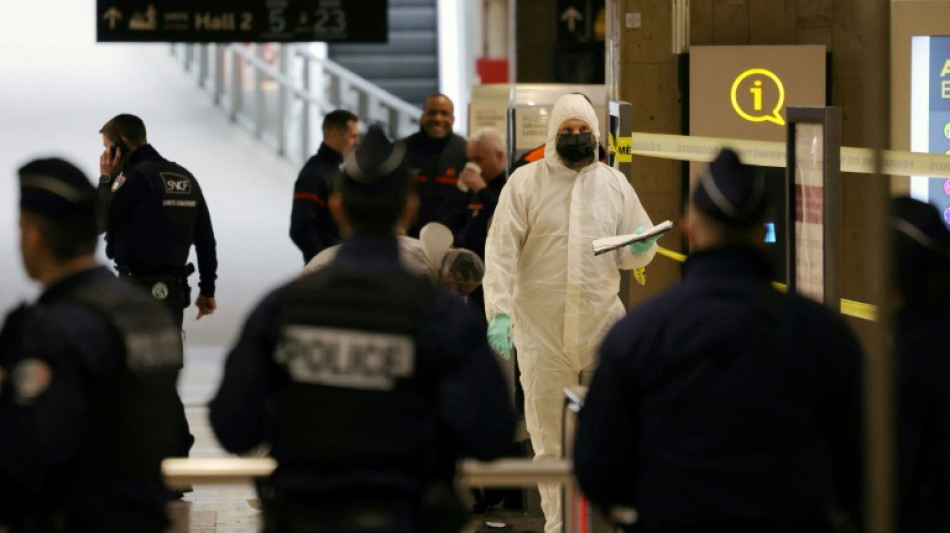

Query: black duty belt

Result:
[116,263,195,278]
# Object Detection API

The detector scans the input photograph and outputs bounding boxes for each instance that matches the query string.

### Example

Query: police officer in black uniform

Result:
[98,113,218,327]
[210,125,516,533]
[891,197,950,533]
[98,113,218,459]
[402,94,470,239]
[0,158,182,532]
[574,149,864,533]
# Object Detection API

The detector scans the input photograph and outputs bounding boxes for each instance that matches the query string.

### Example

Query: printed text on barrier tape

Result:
[615,136,633,163]
[616,133,950,179]
[656,247,877,321]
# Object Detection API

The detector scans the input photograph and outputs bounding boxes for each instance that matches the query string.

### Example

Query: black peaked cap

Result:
[18,157,96,219]
[892,196,950,257]
[692,148,768,227]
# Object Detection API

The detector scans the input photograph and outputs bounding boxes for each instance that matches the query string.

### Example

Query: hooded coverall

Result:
[483,94,656,532]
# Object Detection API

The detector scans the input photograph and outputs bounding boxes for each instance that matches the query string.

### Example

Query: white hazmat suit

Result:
[483,94,656,533]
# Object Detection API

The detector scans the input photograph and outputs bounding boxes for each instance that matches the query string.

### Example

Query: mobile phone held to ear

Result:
[110,137,128,158]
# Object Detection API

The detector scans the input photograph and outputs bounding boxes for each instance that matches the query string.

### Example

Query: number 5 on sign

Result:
[266,0,288,33]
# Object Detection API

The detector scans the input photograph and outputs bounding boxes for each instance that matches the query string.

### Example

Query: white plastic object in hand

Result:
[419,222,454,269]
[459,162,481,192]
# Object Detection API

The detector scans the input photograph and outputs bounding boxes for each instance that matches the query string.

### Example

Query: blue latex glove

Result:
[487,314,514,360]
[628,226,662,255]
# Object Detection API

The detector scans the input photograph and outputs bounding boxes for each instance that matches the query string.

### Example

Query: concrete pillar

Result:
[608,0,686,305]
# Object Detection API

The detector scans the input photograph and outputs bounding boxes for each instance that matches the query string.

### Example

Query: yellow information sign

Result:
[730,68,787,126]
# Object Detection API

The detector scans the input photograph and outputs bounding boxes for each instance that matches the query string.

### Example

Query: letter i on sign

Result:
[751,80,763,111]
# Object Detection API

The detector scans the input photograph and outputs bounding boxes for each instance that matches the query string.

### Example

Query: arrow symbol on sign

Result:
[561,7,583,32]
[103,7,123,29]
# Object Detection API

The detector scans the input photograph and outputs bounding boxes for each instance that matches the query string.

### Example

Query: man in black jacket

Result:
[98,113,218,462]
[402,94,469,239]
[1,158,182,532]
[211,126,515,533]
[98,113,218,326]
[574,149,863,533]
[290,109,359,263]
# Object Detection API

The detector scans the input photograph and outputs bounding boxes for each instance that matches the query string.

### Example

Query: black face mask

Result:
[556,132,596,163]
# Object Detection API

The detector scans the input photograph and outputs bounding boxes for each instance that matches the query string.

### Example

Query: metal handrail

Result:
[170,43,422,168]
[163,457,573,489]
[295,47,423,123]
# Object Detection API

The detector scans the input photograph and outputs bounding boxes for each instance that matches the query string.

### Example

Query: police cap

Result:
[892,196,950,255]
[892,196,950,300]
[692,148,768,227]
[342,124,408,191]
[18,157,97,219]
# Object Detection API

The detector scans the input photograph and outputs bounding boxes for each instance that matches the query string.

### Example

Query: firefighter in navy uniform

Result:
[402,94,470,239]
[0,158,182,533]
[98,113,218,459]
[289,109,359,263]
[210,125,516,533]
[574,149,863,533]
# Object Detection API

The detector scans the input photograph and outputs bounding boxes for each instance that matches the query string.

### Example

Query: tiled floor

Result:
[165,406,261,533]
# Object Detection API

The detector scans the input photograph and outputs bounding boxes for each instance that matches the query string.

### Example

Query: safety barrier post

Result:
[856,2,896,532]
[785,106,842,308]
[608,100,635,309]
[561,386,613,533]
[562,386,586,533]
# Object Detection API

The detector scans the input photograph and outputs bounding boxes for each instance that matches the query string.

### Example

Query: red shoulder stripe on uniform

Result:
[293,192,326,207]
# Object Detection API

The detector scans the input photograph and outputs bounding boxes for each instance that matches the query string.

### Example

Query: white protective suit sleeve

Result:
[482,170,530,322]
[610,167,657,270]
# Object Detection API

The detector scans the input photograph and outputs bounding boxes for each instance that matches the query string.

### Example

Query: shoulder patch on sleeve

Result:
[11,358,52,405]
[111,173,127,193]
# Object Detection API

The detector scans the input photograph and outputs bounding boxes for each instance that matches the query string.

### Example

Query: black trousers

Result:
[122,273,195,458]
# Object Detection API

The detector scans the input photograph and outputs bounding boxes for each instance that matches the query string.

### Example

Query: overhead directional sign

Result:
[97,0,388,43]
[561,7,583,33]
[557,0,605,46]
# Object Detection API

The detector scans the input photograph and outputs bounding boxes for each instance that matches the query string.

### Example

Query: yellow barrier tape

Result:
[653,247,877,321]
[616,136,633,163]
[620,132,950,179]
[840,299,878,322]
[656,246,687,263]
